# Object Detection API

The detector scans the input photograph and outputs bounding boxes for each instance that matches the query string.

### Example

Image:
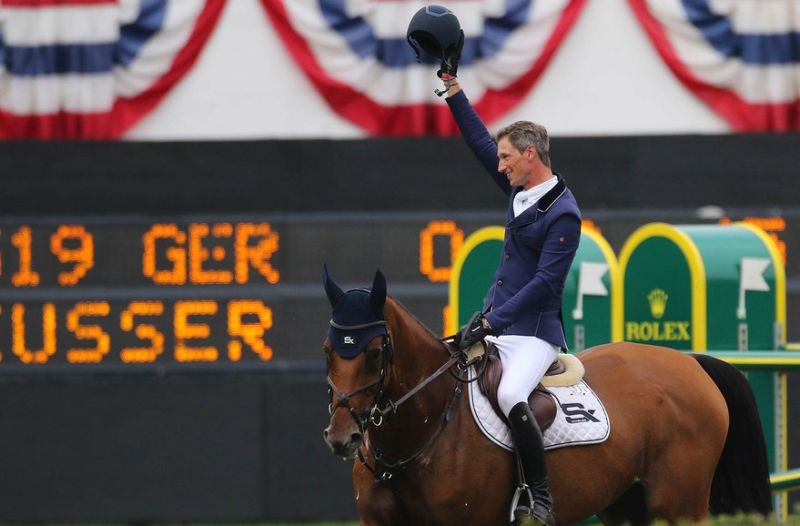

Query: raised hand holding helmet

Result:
[406,5,464,96]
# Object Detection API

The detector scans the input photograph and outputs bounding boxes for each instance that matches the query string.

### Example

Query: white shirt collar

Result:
[512,176,558,217]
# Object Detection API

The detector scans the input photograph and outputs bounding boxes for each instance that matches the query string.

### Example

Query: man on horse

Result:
[408,8,582,525]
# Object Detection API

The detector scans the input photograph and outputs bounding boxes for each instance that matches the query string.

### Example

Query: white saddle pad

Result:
[468,367,611,451]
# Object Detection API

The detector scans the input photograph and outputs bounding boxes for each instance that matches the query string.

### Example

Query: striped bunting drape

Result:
[261,0,588,136]
[0,0,225,139]
[629,0,800,131]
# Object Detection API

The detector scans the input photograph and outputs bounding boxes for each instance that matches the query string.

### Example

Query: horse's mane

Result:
[386,294,444,346]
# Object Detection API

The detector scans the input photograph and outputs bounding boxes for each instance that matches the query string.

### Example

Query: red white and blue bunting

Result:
[262,0,587,136]
[0,0,225,139]
[629,0,800,131]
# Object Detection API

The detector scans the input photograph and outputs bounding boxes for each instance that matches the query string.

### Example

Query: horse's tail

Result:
[691,353,773,516]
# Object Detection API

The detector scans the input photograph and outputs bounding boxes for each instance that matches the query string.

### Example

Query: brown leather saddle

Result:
[476,343,562,432]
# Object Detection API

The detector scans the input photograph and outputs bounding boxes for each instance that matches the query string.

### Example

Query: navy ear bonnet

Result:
[323,265,388,358]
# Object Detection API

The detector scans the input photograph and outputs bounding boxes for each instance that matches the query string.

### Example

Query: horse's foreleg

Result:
[352,462,403,525]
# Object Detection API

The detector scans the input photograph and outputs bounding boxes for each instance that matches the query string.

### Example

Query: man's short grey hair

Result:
[495,121,551,168]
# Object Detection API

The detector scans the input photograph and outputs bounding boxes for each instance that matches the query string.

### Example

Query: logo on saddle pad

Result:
[562,403,600,424]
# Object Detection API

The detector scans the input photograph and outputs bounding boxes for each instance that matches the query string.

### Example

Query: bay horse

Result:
[321,269,772,525]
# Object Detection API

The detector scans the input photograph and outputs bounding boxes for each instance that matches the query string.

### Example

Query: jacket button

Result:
[497,280,503,286]
[505,253,510,260]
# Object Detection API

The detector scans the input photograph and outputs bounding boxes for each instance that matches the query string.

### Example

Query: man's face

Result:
[497,137,535,189]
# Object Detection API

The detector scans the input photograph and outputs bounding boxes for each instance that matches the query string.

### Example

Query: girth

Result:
[476,343,561,432]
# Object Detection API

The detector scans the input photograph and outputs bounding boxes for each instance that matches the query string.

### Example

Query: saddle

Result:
[473,343,578,433]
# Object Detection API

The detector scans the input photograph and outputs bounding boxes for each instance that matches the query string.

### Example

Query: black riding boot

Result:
[508,401,555,526]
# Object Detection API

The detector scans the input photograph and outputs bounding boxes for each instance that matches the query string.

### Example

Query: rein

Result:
[360,378,462,482]
[358,347,464,482]
[370,351,461,425]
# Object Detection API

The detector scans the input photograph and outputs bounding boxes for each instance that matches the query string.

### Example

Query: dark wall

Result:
[1,134,799,214]
[0,371,356,522]
[1,367,795,521]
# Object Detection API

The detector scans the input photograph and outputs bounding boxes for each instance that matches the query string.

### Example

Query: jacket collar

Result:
[535,173,566,213]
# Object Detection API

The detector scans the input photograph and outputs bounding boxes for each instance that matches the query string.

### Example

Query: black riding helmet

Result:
[406,5,464,77]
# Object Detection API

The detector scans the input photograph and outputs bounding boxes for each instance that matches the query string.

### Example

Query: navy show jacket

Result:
[446,91,581,349]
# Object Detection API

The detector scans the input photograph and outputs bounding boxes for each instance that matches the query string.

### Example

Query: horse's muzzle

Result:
[323,421,364,458]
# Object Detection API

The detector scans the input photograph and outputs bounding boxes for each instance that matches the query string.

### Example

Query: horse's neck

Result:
[372,298,462,463]
[384,297,448,385]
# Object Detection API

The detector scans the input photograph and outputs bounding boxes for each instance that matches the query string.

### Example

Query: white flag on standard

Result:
[737,257,771,319]
[573,262,609,320]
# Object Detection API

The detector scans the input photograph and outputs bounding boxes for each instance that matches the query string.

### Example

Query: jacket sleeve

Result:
[484,213,581,332]
[446,91,511,196]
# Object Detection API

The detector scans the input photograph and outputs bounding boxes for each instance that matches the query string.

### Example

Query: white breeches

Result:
[485,335,560,418]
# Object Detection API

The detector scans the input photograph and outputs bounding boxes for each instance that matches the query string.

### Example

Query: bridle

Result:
[326,318,466,481]
[326,320,394,431]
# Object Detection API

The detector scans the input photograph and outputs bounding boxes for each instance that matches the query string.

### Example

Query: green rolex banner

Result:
[618,222,785,351]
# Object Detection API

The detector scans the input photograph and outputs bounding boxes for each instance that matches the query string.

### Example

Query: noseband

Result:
[327,320,394,431]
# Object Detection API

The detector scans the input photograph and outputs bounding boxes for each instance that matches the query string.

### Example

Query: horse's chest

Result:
[382,472,507,526]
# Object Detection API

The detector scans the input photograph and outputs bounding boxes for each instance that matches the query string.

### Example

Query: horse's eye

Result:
[365,347,381,371]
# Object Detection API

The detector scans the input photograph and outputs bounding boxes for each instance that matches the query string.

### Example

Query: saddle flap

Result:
[476,347,586,432]
[477,345,557,432]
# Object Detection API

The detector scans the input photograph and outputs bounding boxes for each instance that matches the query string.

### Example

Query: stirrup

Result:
[510,485,555,526]
[509,484,534,524]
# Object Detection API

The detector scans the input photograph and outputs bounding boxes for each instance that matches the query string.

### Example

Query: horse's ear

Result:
[322,264,344,307]
[370,269,387,312]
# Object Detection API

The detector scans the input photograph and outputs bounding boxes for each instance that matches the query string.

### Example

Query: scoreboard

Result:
[0,210,796,373]
[0,213,494,372]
